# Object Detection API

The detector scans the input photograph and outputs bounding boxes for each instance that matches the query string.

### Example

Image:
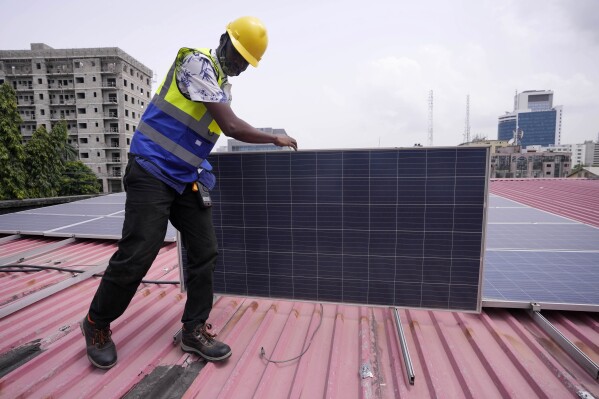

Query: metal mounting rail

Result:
[0,261,109,320]
[0,234,21,244]
[393,307,416,385]
[530,307,599,380]
[0,237,76,266]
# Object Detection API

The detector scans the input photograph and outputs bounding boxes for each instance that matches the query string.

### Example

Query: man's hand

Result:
[274,135,298,151]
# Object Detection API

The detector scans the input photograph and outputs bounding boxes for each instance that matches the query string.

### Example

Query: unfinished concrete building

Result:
[0,43,153,193]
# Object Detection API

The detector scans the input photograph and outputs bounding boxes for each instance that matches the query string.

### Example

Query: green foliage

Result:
[0,84,27,200]
[1,87,101,199]
[24,124,64,197]
[59,161,101,196]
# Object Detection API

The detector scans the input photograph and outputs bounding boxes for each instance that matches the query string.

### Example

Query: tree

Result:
[0,83,27,200]
[59,161,101,196]
[23,122,67,198]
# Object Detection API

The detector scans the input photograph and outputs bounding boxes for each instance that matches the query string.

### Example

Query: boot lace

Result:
[92,326,112,346]
[195,323,217,343]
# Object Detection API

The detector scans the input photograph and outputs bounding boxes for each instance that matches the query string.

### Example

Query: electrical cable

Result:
[259,303,324,364]
[0,264,180,285]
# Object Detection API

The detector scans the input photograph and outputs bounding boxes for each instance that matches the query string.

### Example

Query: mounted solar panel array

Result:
[0,193,178,241]
[196,147,490,312]
[483,195,599,308]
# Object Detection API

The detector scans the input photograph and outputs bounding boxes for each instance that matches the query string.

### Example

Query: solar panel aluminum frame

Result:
[482,300,599,313]
[178,146,490,313]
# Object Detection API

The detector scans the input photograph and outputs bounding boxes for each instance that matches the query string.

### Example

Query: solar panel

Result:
[189,147,490,312]
[483,195,599,308]
[0,193,178,241]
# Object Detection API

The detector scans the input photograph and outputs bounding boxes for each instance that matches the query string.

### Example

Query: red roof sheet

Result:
[490,179,599,227]
[1,179,599,398]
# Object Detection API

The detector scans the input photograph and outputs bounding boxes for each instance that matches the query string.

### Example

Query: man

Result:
[81,16,297,369]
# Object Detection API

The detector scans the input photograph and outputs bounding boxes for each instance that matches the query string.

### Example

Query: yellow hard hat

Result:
[226,16,268,67]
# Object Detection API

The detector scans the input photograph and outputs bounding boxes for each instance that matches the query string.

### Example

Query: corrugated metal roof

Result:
[1,179,599,398]
[490,178,599,227]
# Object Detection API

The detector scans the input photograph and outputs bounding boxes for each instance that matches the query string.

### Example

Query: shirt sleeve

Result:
[176,53,228,103]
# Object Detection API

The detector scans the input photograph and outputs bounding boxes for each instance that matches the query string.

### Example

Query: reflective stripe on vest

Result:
[136,120,204,166]
[137,48,223,168]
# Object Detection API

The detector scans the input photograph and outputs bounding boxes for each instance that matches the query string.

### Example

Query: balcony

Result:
[48,84,74,90]
[102,81,117,88]
[49,99,76,105]
[17,100,35,106]
[107,170,123,177]
[47,67,73,75]
[20,115,36,121]
[50,114,77,121]
[104,128,119,134]
[104,112,118,119]
[15,85,33,91]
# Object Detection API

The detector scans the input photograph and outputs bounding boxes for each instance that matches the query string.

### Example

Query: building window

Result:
[76,77,84,83]
[36,63,41,69]
[95,122,99,127]
[80,138,88,144]
[124,94,128,101]
[125,110,129,117]
[40,109,45,116]
[77,93,85,99]
[39,93,44,100]
[81,153,89,158]
[93,76,96,82]
[94,92,97,97]
[132,111,136,119]
[78,108,86,114]
[126,124,130,131]
[124,79,128,87]
[38,78,42,84]
[131,83,134,90]
[79,123,87,129]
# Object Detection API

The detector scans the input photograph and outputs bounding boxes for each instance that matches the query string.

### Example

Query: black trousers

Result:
[89,158,218,331]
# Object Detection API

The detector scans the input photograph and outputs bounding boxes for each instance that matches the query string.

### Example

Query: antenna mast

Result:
[464,94,471,143]
[427,90,433,146]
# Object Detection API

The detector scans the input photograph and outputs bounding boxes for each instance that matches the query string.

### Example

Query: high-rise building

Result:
[497,90,563,147]
[0,43,152,193]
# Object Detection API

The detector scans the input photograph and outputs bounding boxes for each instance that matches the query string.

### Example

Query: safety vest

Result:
[130,48,224,184]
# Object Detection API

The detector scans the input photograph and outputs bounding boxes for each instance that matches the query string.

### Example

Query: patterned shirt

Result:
[135,49,229,194]
[176,49,232,104]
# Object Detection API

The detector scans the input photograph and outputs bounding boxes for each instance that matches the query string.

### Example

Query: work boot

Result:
[80,315,117,369]
[181,323,232,361]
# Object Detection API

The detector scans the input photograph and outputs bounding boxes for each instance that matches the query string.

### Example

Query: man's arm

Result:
[204,102,298,151]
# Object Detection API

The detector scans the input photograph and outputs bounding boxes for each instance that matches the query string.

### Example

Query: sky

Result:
[1,0,598,150]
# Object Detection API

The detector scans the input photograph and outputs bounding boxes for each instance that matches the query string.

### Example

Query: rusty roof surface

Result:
[0,179,598,398]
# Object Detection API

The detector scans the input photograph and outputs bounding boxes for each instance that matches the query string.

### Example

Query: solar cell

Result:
[203,147,489,312]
